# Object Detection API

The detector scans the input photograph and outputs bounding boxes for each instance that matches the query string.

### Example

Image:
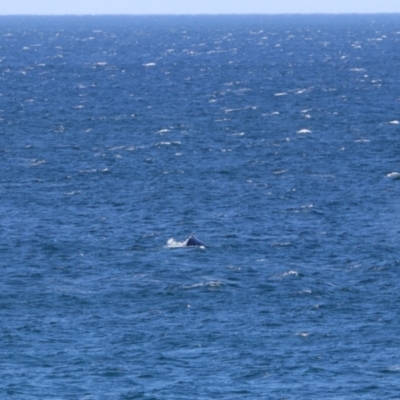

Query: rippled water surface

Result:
[1,15,400,399]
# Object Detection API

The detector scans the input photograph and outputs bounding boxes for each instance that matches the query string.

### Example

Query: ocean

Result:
[1,14,400,399]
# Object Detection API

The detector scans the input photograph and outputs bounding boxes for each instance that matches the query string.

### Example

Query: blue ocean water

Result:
[1,14,400,399]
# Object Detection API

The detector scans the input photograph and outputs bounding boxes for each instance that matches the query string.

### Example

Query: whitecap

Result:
[386,172,400,179]
[236,88,252,94]
[183,281,222,290]
[30,159,46,166]
[274,92,287,96]
[297,129,312,134]
[386,365,400,372]
[207,281,222,289]
[282,270,299,277]
[66,191,82,196]
[109,146,125,151]
[355,139,370,143]
[183,282,205,289]
[142,62,156,67]
[271,242,291,247]
[389,120,399,124]
[294,332,310,337]
[156,141,181,146]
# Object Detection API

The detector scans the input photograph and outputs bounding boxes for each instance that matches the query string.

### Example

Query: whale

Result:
[185,235,206,247]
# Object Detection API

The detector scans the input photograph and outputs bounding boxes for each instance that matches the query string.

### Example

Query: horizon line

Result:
[0,12,400,16]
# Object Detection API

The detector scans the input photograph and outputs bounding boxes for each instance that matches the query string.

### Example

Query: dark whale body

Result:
[185,235,206,247]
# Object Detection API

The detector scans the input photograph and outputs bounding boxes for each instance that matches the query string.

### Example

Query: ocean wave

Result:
[386,172,400,179]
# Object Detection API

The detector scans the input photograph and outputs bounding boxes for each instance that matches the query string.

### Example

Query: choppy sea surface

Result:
[1,15,400,399]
